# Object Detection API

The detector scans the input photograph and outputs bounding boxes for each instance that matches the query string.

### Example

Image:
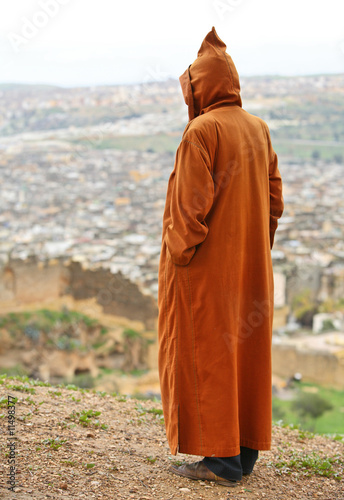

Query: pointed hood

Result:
[179,27,242,121]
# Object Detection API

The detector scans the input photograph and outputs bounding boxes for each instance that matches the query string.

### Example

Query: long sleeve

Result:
[164,140,214,266]
[269,151,284,249]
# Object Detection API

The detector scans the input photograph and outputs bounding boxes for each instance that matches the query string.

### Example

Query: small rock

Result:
[59,483,68,490]
[180,488,191,492]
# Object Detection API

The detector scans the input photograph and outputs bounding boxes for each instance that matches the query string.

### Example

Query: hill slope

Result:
[0,376,343,499]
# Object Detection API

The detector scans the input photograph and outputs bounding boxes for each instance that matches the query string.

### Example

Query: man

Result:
[157,27,284,487]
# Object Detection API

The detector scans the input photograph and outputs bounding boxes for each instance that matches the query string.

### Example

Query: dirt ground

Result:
[0,377,343,499]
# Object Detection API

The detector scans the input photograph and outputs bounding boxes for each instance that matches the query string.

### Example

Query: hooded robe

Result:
[158,27,284,457]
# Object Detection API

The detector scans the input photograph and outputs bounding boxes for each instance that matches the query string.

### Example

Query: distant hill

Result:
[1,74,344,162]
[0,83,61,91]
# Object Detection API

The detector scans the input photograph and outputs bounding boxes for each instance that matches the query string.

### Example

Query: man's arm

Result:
[269,151,284,249]
[164,140,214,266]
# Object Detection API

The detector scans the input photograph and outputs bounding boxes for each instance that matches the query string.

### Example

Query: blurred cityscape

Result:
[1,76,344,298]
[1,74,344,403]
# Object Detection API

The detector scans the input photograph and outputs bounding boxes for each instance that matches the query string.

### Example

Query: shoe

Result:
[169,461,240,487]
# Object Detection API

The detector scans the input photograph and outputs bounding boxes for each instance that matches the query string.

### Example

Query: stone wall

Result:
[67,262,157,329]
[0,257,68,304]
[280,261,344,307]
[272,344,344,390]
[0,258,158,329]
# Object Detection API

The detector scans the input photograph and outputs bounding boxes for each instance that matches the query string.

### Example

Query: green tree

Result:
[291,392,333,431]
[291,289,318,327]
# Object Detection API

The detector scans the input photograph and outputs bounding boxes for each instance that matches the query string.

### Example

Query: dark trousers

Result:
[203,446,259,481]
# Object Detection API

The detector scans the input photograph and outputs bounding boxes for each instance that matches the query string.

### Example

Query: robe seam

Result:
[164,261,170,372]
[186,265,203,454]
[178,443,271,455]
[211,30,234,90]
[213,118,219,172]
[175,265,180,453]
[181,139,210,163]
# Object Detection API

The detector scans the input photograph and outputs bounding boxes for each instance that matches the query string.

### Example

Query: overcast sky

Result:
[1,0,344,87]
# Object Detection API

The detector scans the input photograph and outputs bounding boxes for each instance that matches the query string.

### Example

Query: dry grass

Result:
[0,376,343,499]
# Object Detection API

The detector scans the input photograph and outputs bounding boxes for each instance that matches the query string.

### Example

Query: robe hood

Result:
[179,27,242,121]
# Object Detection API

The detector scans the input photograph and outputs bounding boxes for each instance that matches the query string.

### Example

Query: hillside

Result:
[1,75,344,162]
[0,376,343,499]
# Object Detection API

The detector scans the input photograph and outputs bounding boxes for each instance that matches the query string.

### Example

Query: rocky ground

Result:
[0,376,343,500]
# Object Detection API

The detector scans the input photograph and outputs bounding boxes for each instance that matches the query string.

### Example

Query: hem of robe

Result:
[170,439,271,457]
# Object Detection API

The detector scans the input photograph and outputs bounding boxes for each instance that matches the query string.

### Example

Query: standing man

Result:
[158,27,284,487]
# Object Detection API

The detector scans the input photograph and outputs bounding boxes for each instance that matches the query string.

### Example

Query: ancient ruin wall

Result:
[0,258,158,329]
